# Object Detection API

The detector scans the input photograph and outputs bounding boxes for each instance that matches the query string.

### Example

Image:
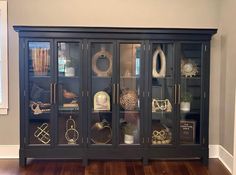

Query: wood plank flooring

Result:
[0,158,231,175]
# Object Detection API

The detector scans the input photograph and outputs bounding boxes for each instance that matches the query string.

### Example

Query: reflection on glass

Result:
[57,42,80,145]
[90,43,113,145]
[29,42,50,76]
[119,43,141,145]
[151,43,174,145]
[180,43,202,144]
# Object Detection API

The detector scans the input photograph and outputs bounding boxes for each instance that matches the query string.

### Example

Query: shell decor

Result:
[181,59,198,77]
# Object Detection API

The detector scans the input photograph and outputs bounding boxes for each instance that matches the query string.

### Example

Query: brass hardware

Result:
[178,84,181,104]
[117,84,119,104]
[174,84,177,104]
[50,83,53,104]
[113,84,116,104]
[53,83,57,104]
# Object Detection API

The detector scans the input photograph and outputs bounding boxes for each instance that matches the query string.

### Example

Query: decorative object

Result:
[65,116,79,144]
[63,90,78,99]
[31,48,50,76]
[34,123,50,144]
[123,123,136,144]
[30,83,50,103]
[58,49,67,73]
[65,67,75,77]
[94,91,110,111]
[180,92,192,112]
[152,45,166,78]
[120,89,138,110]
[30,101,51,115]
[181,59,198,77]
[152,99,172,112]
[64,58,78,77]
[91,120,112,144]
[92,47,112,77]
[152,124,172,144]
[180,120,196,144]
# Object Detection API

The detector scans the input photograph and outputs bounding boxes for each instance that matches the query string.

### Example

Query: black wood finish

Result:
[14,26,217,167]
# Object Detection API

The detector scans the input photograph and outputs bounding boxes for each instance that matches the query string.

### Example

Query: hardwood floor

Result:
[0,158,231,175]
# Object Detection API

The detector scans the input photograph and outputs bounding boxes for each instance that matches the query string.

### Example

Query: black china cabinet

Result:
[14,26,217,166]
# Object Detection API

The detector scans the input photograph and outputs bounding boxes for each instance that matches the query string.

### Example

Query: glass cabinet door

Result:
[179,43,203,145]
[150,43,175,146]
[118,43,143,145]
[27,41,52,145]
[56,42,81,145]
[88,42,114,145]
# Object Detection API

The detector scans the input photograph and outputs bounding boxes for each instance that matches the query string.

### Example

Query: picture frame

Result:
[180,120,196,144]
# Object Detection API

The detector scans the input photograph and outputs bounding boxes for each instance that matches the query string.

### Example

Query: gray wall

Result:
[218,0,236,154]
[1,0,223,150]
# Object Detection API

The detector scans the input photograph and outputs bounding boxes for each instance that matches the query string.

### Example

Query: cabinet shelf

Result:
[120,76,140,79]
[120,111,140,114]
[92,76,112,79]
[59,76,80,79]
[92,110,112,114]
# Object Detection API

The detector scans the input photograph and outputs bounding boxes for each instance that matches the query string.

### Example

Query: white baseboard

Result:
[0,144,233,173]
[0,145,19,159]
[209,144,233,173]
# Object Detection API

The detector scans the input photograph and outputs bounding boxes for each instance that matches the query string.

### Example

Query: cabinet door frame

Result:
[175,41,207,147]
[24,38,54,148]
[116,40,145,148]
[86,39,117,148]
[146,40,178,148]
[53,39,84,148]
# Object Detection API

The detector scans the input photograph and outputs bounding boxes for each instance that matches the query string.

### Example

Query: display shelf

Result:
[15,26,216,166]
[92,110,112,114]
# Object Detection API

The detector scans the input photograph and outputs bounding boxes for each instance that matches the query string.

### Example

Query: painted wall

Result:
[1,0,221,147]
[218,0,236,154]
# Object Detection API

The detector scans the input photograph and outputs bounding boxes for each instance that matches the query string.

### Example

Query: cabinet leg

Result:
[143,158,148,165]
[19,156,26,167]
[82,158,88,166]
[202,156,208,166]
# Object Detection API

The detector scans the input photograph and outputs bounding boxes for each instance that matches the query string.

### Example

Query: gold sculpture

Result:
[34,123,50,144]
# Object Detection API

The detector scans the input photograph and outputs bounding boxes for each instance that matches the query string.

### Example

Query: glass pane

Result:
[29,42,51,76]
[90,43,113,145]
[151,43,174,145]
[119,43,141,145]
[28,42,51,145]
[57,42,80,145]
[179,43,202,144]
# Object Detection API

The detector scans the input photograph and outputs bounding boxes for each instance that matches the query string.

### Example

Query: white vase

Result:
[180,102,191,112]
[65,67,75,77]
[124,134,134,144]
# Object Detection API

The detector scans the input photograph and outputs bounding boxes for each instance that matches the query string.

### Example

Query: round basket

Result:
[120,89,138,110]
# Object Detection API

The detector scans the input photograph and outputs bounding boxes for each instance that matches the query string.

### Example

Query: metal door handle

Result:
[117,84,119,104]
[174,84,177,104]
[178,84,181,104]
[54,83,57,104]
[50,83,53,105]
[113,84,116,104]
